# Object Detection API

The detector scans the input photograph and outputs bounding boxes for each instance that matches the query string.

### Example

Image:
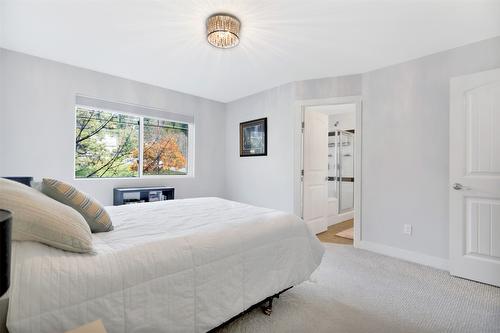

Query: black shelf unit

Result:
[113,186,175,206]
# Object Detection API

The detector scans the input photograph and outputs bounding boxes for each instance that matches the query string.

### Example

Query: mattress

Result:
[7,197,324,333]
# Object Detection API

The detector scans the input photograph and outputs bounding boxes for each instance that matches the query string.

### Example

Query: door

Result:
[450,68,500,287]
[303,110,329,234]
[338,130,355,214]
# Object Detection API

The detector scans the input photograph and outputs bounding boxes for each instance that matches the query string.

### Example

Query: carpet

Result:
[217,244,500,333]
[336,227,354,240]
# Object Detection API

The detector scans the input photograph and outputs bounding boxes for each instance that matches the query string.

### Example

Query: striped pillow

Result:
[0,178,93,253]
[42,178,113,233]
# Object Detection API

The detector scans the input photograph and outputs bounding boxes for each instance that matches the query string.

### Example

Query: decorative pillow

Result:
[0,178,93,253]
[41,178,113,233]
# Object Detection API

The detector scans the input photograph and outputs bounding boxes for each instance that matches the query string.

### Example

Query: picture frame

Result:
[239,117,267,157]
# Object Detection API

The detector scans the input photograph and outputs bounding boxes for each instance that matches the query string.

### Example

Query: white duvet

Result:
[7,197,324,333]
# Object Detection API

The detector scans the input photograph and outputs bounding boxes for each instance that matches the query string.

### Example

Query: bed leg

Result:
[260,286,293,316]
[261,297,273,316]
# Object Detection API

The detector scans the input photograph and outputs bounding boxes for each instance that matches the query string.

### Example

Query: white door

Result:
[450,68,500,287]
[303,110,329,234]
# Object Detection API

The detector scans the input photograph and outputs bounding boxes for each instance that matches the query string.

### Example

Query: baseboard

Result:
[327,209,354,226]
[307,219,327,235]
[357,240,449,271]
[327,212,354,226]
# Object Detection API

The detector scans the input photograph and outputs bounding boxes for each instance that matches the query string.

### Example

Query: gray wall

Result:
[294,75,363,100]
[361,36,500,259]
[225,84,295,212]
[224,74,362,213]
[225,36,500,261]
[0,48,226,205]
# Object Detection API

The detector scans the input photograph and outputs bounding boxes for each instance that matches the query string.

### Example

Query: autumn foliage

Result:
[131,135,186,173]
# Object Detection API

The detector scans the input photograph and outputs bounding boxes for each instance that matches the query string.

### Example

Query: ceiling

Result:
[1,0,500,103]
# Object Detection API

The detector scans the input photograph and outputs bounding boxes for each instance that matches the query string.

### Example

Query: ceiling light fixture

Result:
[206,14,240,49]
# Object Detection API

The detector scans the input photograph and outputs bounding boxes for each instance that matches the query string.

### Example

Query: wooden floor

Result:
[317,219,353,245]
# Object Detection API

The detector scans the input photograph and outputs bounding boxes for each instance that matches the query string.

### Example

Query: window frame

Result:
[74,105,195,180]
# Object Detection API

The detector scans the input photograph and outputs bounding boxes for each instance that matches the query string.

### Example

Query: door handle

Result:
[452,183,470,191]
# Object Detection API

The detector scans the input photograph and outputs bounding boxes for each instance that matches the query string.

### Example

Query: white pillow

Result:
[0,178,93,253]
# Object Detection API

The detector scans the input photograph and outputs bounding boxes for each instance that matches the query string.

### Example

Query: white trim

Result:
[328,210,354,226]
[353,102,362,247]
[294,96,362,247]
[73,175,195,181]
[139,116,144,178]
[358,240,449,271]
[307,219,329,235]
[187,122,196,178]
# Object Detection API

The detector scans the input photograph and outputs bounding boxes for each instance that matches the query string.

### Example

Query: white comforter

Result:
[7,197,324,333]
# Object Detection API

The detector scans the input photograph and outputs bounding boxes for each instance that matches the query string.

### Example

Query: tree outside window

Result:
[75,107,190,178]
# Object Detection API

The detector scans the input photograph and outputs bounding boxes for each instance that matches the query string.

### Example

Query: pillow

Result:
[41,178,113,233]
[0,178,93,253]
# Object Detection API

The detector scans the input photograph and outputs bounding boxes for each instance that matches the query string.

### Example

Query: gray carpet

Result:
[218,243,500,333]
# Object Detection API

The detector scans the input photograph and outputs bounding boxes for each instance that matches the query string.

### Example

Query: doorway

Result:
[294,97,362,247]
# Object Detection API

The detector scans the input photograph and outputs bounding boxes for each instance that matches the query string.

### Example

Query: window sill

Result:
[74,174,195,181]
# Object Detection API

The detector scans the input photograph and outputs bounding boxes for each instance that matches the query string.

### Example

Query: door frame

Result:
[293,96,363,247]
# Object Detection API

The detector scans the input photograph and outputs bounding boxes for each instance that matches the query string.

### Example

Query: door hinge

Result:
[301,121,305,132]
[301,169,304,182]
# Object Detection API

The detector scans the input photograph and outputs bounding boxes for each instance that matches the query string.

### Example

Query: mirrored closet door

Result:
[328,130,354,214]
[338,131,354,213]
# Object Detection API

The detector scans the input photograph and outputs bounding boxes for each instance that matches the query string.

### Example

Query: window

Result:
[75,108,140,178]
[75,106,192,178]
[142,118,189,175]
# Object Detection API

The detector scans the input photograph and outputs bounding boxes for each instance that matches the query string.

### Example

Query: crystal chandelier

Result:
[206,14,241,49]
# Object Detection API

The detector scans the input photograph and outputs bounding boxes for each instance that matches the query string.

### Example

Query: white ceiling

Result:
[1,0,500,103]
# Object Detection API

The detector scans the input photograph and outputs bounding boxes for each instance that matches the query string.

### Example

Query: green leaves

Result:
[75,108,139,178]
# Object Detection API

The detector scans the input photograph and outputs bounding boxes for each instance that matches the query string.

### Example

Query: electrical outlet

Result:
[403,224,412,235]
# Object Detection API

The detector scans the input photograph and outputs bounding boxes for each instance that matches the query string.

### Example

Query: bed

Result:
[6,197,324,332]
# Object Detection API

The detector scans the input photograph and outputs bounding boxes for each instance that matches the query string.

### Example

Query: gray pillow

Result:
[41,178,113,233]
[0,178,93,253]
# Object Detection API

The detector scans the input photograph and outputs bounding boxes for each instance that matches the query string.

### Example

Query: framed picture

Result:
[240,117,267,157]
